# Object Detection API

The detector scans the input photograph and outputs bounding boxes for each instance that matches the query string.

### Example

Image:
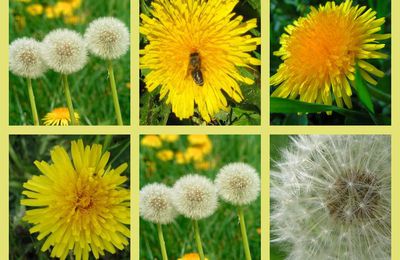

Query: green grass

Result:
[270,0,391,125]
[9,135,131,260]
[140,135,261,259]
[9,0,130,125]
[139,0,261,125]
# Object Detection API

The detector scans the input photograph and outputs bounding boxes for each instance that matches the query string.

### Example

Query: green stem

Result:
[26,78,39,125]
[238,207,252,260]
[193,220,205,260]
[157,223,168,260]
[62,74,77,125]
[107,60,123,125]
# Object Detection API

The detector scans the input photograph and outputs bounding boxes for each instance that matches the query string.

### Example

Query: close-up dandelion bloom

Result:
[172,174,218,220]
[41,29,88,75]
[215,162,260,206]
[42,107,80,126]
[140,0,261,122]
[271,0,390,108]
[84,17,130,60]
[21,139,130,259]
[9,37,47,79]
[271,135,390,259]
[140,183,178,224]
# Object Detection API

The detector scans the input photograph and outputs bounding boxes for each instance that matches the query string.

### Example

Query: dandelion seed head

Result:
[271,135,391,259]
[215,162,260,206]
[9,38,47,78]
[85,17,130,60]
[42,29,87,74]
[140,183,178,224]
[271,0,390,108]
[172,174,218,220]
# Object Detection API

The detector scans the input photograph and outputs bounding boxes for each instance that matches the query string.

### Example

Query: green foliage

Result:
[9,135,131,259]
[270,0,391,125]
[9,0,131,125]
[140,135,261,259]
[139,0,261,125]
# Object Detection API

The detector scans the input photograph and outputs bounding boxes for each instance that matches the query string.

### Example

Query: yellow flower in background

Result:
[188,135,212,154]
[42,107,80,126]
[26,4,43,16]
[195,161,213,171]
[44,0,81,19]
[175,151,186,164]
[271,0,390,108]
[178,253,209,260]
[65,0,82,9]
[21,140,130,259]
[160,134,179,143]
[64,14,85,25]
[184,147,206,162]
[156,149,174,161]
[141,135,162,148]
[140,0,260,122]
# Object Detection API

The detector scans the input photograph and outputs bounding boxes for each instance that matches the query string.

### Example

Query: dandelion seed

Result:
[140,0,261,122]
[271,0,390,108]
[84,17,130,60]
[271,135,391,259]
[21,139,130,260]
[42,107,80,126]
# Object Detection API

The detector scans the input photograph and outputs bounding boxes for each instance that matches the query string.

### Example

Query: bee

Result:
[189,52,204,86]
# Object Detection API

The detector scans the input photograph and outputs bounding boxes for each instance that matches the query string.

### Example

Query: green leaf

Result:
[354,65,375,113]
[270,97,362,117]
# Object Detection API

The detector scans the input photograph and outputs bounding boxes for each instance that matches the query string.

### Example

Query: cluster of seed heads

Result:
[271,135,391,260]
[9,17,129,78]
[140,162,260,224]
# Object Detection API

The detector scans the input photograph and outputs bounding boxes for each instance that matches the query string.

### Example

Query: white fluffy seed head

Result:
[9,38,47,78]
[215,162,260,206]
[140,183,178,224]
[84,17,130,60]
[271,135,391,260]
[41,29,87,75]
[172,174,218,220]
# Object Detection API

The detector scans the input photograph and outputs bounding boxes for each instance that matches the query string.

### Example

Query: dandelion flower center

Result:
[99,30,118,44]
[326,170,380,223]
[55,41,76,58]
[271,0,390,108]
[185,187,205,203]
[18,50,37,66]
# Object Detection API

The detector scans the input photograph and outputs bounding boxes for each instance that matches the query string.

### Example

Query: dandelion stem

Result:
[157,223,168,260]
[107,60,123,125]
[193,220,205,260]
[62,74,77,125]
[238,207,252,260]
[26,78,39,125]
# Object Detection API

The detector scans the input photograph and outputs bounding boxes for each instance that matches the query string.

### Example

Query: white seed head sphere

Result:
[172,174,218,220]
[84,17,130,60]
[271,135,391,260]
[215,162,260,206]
[41,29,87,75]
[9,38,47,78]
[140,183,178,224]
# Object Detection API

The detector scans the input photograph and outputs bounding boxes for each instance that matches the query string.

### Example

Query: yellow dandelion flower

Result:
[178,253,209,260]
[26,4,43,16]
[188,135,212,154]
[141,135,162,148]
[194,161,212,171]
[160,134,179,143]
[64,14,85,25]
[140,0,261,122]
[21,139,130,260]
[271,0,390,108]
[175,151,187,164]
[156,149,174,161]
[42,107,80,126]
[184,147,205,162]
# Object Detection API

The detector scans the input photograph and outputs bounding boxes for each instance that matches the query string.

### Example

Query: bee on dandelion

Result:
[140,0,261,125]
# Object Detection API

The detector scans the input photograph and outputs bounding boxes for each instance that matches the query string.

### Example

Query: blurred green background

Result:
[140,135,261,259]
[139,0,261,125]
[270,0,391,125]
[9,135,130,259]
[270,135,291,260]
[9,0,130,125]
